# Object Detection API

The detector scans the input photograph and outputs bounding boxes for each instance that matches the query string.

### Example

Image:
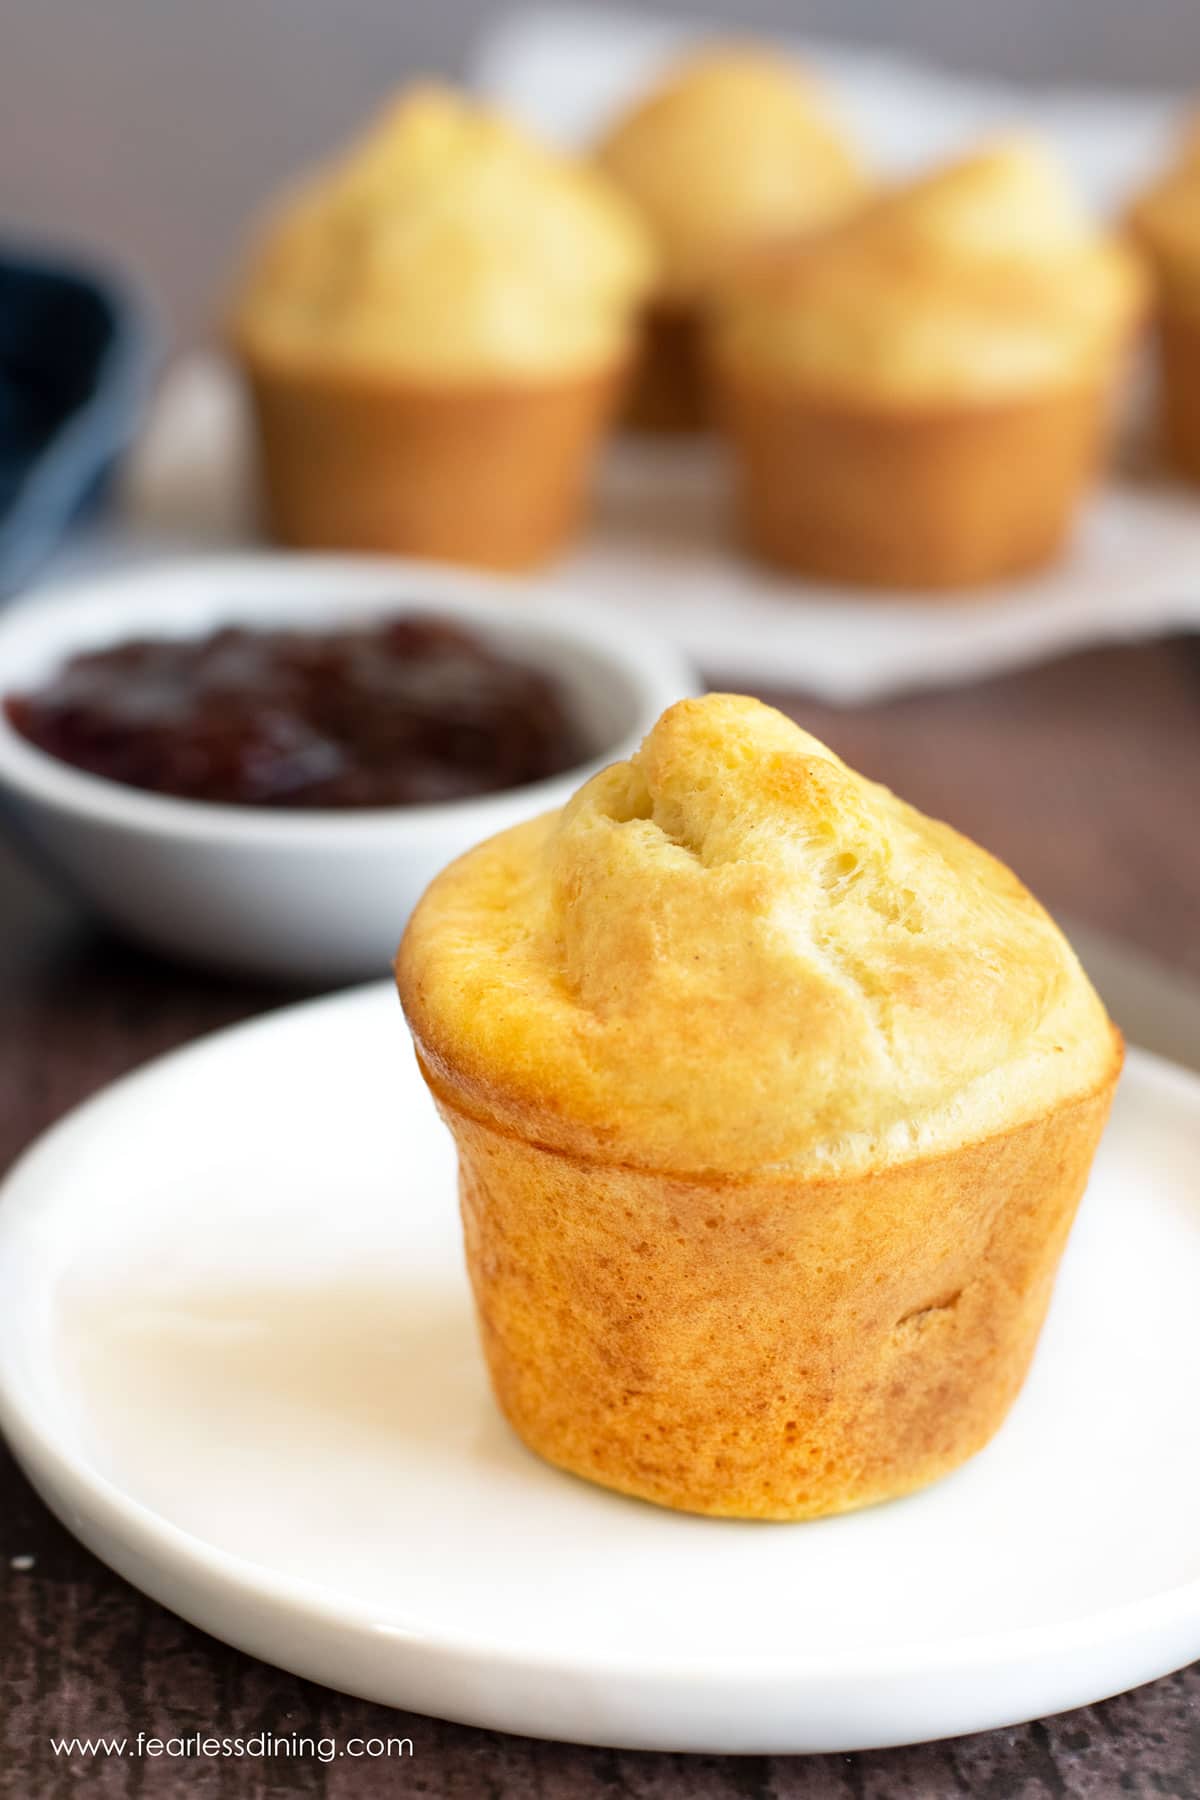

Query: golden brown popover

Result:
[1129,120,1200,481]
[397,695,1122,1519]
[594,46,866,432]
[708,138,1146,590]
[230,85,655,569]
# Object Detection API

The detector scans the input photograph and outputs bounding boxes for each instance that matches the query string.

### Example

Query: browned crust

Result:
[409,1032,1123,1185]
[710,368,1115,592]
[1155,310,1200,483]
[429,1063,1119,1519]
[622,301,710,434]
[234,344,626,572]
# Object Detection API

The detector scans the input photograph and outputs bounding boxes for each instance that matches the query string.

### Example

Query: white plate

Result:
[0,983,1198,1753]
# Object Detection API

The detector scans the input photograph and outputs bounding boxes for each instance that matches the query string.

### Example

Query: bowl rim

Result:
[0,553,696,845]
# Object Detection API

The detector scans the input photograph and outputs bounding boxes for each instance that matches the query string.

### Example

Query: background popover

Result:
[398,695,1122,1520]
[709,138,1147,589]
[229,84,656,568]
[1129,122,1200,482]
[594,46,866,431]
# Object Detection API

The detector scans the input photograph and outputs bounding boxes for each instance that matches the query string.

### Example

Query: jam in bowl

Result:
[6,615,586,810]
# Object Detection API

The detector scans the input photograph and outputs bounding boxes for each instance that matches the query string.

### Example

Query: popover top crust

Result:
[594,47,866,304]
[398,696,1120,1177]
[231,85,656,381]
[1129,121,1200,315]
[709,139,1146,404]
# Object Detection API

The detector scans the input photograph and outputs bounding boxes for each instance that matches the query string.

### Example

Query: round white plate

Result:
[0,984,1198,1754]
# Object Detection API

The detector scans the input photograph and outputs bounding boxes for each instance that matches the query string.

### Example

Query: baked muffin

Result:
[709,138,1147,590]
[229,86,655,570]
[1128,122,1200,481]
[594,47,865,432]
[397,694,1122,1520]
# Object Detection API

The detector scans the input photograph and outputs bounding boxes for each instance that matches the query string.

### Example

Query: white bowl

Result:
[0,555,695,982]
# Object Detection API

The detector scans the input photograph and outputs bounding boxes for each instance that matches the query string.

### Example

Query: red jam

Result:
[5,616,586,808]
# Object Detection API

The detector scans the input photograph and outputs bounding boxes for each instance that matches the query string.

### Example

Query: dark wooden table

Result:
[3,636,1199,1800]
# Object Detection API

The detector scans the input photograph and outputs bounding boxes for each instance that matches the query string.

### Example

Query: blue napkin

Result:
[0,242,158,596]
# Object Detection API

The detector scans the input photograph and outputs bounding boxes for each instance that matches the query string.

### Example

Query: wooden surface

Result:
[2,636,1199,1799]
